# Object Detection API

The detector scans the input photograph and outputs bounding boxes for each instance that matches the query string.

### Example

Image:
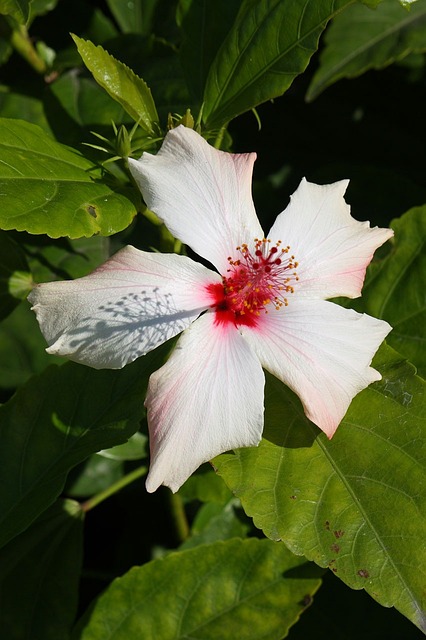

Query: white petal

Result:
[129,126,263,274]
[28,246,220,369]
[145,312,265,493]
[268,178,393,299]
[241,300,391,438]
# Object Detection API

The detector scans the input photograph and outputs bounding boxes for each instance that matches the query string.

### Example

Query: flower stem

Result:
[81,465,147,512]
[168,491,189,542]
[0,17,48,74]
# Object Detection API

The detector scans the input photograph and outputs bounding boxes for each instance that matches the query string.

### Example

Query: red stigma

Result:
[207,239,299,328]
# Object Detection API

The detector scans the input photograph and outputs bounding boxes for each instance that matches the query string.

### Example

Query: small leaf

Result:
[66,454,124,498]
[180,500,250,549]
[105,0,158,35]
[0,499,83,640]
[0,341,169,548]
[307,0,426,101]
[0,231,31,320]
[202,0,353,129]
[0,118,138,238]
[214,346,426,632]
[0,0,30,23]
[99,431,148,460]
[179,464,234,504]
[73,538,322,640]
[72,35,159,133]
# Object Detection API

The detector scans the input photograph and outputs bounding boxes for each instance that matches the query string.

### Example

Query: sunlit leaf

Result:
[307,0,426,101]
[72,35,159,134]
[202,0,354,129]
[73,538,322,640]
[0,499,83,640]
[0,118,138,238]
[214,345,426,632]
[0,342,169,548]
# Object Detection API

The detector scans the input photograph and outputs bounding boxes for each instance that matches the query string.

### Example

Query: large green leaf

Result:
[73,538,322,640]
[0,342,169,549]
[72,35,159,134]
[214,345,426,632]
[202,0,354,129]
[0,499,83,640]
[0,118,138,238]
[307,0,426,101]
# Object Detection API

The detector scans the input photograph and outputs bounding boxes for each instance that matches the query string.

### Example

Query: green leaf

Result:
[0,0,30,23]
[0,499,83,640]
[178,0,242,104]
[105,0,158,35]
[98,431,148,460]
[180,500,250,549]
[0,342,169,549]
[0,301,64,389]
[66,454,124,498]
[0,231,30,320]
[44,69,130,147]
[0,118,138,238]
[307,0,426,101]
[73,538,322,640]
[179,464,234,504]
[360,206,426,378]
[214,345,426,633]
[0,86,51,131]
[202,0,353,129]
[72,35,159,133]
[26,235,110,283]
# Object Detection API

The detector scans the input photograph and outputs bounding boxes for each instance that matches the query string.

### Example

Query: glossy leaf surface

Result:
[72,35,159,133]
[202,0,353,128]
[0,119,137,238]
[214,346,426,632]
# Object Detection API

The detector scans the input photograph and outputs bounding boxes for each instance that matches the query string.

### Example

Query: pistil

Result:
[209,239,299,327]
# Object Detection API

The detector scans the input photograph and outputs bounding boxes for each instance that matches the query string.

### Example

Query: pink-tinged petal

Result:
[145,312,265,493]
[129,126,263,274]
[241,300,391,438]
[268,178,393,299]
[28,246,220,369]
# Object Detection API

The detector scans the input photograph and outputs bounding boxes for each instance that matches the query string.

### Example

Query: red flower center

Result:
[208,239,298,327]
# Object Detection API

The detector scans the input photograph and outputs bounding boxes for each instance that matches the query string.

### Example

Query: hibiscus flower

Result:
[28,126,393,492]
